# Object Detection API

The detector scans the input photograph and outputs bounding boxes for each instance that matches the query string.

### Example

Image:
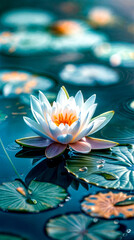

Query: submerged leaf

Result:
[66,145,134,190]
[46,213,121,240]
[0,180,67,212]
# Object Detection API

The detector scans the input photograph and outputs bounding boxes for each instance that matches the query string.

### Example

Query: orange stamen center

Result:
[52,112,78,126]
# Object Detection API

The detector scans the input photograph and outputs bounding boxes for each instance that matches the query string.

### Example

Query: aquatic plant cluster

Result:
[0,1,134,239]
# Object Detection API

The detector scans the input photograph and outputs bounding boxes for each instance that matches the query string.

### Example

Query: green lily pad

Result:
[46,213,121,240]
[0,180,67,212]
[93,42,134,67]
[66,145,134,190]
[0,233,26,240]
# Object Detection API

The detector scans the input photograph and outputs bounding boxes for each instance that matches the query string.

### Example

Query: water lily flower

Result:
[16,87,118,158]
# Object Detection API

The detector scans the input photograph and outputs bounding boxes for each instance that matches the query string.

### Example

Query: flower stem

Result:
[0,138,21,179]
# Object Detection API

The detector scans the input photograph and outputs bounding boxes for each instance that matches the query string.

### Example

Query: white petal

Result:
[86,103,97,122]
[75,90,84,108]
[87,117,106,135]
[82,94,96,113]
[58,123,69,134]
[39,91,51,113]
[48,120,62,140]
[68,119,81,136]
[46,113,52,125]
[57,134,73,144]
[67,97,76,108]
[23,116,53,140]
[30,95,43,122]
[52,101,62,115]
[33,111,51,136]
[58,123,65,131]
[56,87,67,104]
[89,111,114,134]
[71,122,94,143]
[80,104,97,129]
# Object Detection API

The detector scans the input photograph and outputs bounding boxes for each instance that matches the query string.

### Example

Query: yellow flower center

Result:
[52,112,78,126]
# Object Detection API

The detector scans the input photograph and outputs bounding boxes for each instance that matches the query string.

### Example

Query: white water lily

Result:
[16,87,118,158]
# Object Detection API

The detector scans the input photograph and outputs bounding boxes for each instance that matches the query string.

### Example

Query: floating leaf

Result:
[0,31,52,56]
[1,9,54,29]
[81,192,134,219]
[0,180,67,212]
[66,145,134,190]
[60,64,119,86]
[46,213,121,240]
[93,42,134,67]
[3,74,54,97]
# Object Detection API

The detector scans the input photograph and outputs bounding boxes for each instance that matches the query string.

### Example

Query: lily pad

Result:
[46,213,121,240]
[3,73,54,97]
[1,8,54,29]
[48,30,107,52]
[93,42,134,67]
[0,69,55,98]
[0,31,51,56]
[81,192,134,219]
[0,180,67,212]
[59,64,119,86]
[66,145,134,190]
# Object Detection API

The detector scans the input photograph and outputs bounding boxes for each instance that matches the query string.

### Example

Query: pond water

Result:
[0,0,134,239]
